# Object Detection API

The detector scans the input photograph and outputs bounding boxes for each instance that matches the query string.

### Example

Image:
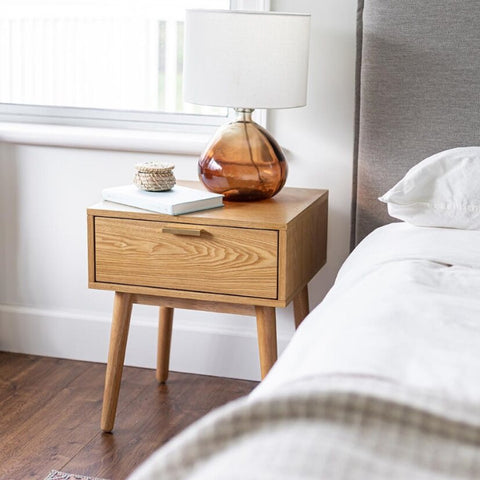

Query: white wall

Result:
[0,0,357,381]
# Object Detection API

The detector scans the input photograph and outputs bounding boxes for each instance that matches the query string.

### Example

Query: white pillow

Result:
[379,146,480,229]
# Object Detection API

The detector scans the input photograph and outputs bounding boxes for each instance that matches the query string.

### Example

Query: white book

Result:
[102,184,224,215]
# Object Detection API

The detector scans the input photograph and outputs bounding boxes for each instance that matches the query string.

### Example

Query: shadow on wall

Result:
[0,143,27,351]
[0,143,19,308]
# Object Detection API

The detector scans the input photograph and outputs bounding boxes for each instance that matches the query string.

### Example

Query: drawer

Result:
[94,217,278,299]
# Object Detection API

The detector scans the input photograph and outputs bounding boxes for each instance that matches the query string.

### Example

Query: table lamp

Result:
[184,9,311,201]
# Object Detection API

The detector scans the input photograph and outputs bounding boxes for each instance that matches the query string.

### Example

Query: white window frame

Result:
[0,0,269,135]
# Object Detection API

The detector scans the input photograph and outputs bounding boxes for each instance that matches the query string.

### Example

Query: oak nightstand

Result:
[88,181,328,432]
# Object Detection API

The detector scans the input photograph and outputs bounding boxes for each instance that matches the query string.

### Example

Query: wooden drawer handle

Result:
[162,227,202,237]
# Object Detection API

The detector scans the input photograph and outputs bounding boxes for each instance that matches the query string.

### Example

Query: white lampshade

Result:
[184,9,311,109]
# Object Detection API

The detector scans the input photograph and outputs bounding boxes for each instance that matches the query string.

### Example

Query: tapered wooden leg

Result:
[293,285,309,329]
[101,292,133,433]
[156,306,174,383]
[255,306,277,379]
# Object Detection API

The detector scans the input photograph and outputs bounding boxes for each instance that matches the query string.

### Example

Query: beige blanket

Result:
[128,375,480,479]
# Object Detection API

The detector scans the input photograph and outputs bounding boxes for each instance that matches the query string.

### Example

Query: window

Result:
[0,0,268,131]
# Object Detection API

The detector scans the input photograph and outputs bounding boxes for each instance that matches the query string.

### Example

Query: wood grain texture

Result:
[156,306,174,383]
[101,292,133,432]
[281,192,328,304]
[88,181,328,230]
[255,306,277,379]
[87,214,95,284]
[94,218,278,299]
[0,353,257,480]
[0,358,111,479]
[0,355,90,437]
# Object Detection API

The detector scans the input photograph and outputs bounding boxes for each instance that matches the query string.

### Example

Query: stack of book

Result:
[102,184,224,215]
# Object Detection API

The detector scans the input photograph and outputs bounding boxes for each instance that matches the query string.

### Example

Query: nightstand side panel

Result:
[87,214,96,285]
[281,192,328,303]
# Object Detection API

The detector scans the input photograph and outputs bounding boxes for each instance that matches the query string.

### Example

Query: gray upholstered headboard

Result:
[351,0,480,247]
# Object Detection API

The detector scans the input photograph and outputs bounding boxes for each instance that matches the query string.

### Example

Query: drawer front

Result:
[94,217,278,299]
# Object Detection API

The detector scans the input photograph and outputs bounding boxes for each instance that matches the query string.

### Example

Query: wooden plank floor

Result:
[0,352,258,480]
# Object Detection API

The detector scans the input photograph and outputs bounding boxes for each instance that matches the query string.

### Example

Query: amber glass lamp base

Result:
[198,109,287,201]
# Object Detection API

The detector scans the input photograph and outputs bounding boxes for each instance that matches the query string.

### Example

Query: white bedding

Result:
[129,375,480,480]
[128,223,480,480]
[254,222,480,402]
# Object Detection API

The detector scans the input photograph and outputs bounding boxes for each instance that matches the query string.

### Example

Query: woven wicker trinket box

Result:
[133,162,176,192]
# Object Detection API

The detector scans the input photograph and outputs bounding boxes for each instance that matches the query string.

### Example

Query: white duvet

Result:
[129,222,480,480]
[255,222,480,402]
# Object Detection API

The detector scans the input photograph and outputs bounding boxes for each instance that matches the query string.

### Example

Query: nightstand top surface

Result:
[88,180,328,229]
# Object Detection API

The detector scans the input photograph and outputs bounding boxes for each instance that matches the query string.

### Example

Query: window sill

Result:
[0,122,210,155]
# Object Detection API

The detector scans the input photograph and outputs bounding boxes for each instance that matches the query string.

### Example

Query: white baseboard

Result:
[0,304,293,381]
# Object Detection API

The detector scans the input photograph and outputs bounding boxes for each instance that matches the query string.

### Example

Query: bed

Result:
[128,0,480,478]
